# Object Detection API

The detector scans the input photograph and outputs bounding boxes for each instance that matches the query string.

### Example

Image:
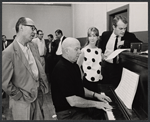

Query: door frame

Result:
[107,4,129,31]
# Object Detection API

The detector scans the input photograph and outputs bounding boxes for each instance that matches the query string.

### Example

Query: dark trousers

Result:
[101,60,122,88]
[56,108,105,120]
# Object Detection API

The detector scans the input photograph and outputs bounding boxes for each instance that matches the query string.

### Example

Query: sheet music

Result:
[105,49,130,60]
[115,68,139,109]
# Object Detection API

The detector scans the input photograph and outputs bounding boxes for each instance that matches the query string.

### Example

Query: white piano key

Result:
[106,110,116,120]
[101,92,116,120]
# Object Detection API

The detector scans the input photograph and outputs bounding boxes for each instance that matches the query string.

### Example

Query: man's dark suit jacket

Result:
[46,36,66,75]
[51,36,66,56]
[98,31,142,53]
[98,31,142,87]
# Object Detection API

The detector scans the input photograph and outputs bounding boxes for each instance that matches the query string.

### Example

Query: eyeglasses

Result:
[23,24,36,31]
[39,33,44,36]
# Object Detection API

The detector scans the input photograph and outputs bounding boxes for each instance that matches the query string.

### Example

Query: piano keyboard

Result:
[101,92,116,120]
[106,110,115,120]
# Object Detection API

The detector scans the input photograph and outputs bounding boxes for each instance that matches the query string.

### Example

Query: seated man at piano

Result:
[98,15,142,88]
[51,37,113,120]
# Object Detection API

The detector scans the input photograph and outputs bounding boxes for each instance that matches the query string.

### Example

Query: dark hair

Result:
[2,35,6,38]
[112,15,128,27]
[84,27,100,47]
[37,30,43,34]
[13,35,16,39]
[15,17,26,33]
[48,34,53,39]
[55,29,63,35]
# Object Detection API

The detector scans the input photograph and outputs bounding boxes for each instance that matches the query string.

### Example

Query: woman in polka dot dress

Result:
[77,27,102,93]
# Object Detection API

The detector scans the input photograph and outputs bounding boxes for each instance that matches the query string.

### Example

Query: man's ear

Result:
[66,48,70,53]
[64,48,69,54]
[19,24,23,32]
[112,25,116,30]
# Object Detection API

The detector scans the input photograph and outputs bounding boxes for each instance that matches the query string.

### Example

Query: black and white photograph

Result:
[2,2,148,120]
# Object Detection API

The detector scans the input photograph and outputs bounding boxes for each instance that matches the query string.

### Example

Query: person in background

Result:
[32,30,47,71]
[2,35,7,119]
[2,34,12,119]
[77,27,103,93]
[48,29,66,77]
[98,15,142,88]
[51,37,112,120]
[55,29,66,56]
[2,17,49,120]
[45,34,54,82]
[13,35,16,40]
[2,35,9,51]
[46,34,54,55]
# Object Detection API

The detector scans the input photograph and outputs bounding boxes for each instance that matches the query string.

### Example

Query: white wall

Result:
[2,4,72,39]
[72,2,148,38]
[129,3,148,32]
[2,2,148,40]
[106,2,148,32]
[72,3,107,38]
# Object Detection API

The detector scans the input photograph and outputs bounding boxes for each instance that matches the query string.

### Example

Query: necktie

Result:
[113,36,118,64]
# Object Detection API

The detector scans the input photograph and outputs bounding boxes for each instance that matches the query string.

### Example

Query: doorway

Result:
[107,4,129,31]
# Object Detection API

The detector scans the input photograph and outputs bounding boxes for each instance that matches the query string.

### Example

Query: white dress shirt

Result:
[3,41,8,49]
[56,36,64,55]
[32,38,46,56]
[104,31,124,63]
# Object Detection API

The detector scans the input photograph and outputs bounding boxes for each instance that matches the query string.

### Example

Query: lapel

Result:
[13,40,37,80]
[29,42,49,93]
[103,32,112,50]
[62,36,66,42]
[28,42,43,79]
[29,42,40,68]
[106,32,112,41]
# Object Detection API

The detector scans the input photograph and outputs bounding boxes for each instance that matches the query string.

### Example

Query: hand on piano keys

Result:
[101,92,116,120]
[94,92,112,103]
[94,92,113,111]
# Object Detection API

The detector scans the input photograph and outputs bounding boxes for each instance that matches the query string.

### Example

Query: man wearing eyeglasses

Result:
[32,30,47,71]
[2,17,49,120]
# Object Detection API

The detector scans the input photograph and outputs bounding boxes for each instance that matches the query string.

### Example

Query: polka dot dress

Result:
[82,46,103,82]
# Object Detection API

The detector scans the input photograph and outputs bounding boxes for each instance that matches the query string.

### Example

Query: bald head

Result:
[62,37,81,63]
[62,37,79,50]
[15,17,37,46]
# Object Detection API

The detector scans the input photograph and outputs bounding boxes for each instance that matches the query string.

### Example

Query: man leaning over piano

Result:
[97,15,147,120]
[98,15,142,88]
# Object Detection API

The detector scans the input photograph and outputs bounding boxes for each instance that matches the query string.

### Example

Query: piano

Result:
[100,51,148,120]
